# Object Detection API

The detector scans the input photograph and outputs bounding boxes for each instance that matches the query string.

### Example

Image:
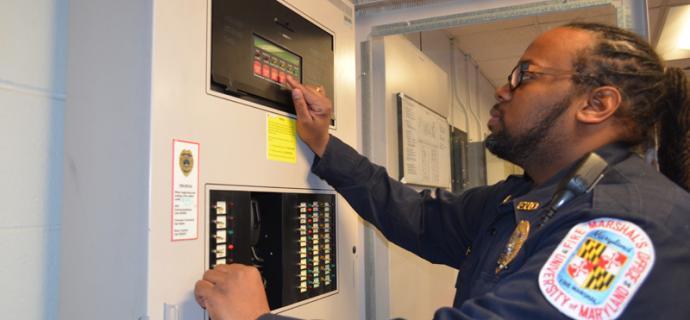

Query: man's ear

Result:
[576,86,622,124]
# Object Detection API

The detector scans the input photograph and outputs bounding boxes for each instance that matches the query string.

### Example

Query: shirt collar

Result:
[509,142,634,222]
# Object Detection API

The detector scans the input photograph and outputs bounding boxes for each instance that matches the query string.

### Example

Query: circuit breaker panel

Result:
[208,189,337,310]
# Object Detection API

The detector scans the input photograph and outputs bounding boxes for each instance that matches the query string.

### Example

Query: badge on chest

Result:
[496,220,531,274]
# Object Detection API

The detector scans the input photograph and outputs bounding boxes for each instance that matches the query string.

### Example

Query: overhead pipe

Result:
[464,54,482,141]
[449,38,470,141]
[474,63,483,138]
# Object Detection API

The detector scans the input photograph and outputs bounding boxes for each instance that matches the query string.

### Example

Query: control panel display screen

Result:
[253,35,302,87]
[210,0,334,121]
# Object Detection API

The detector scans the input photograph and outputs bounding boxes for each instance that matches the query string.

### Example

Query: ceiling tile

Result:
[453,25,540,61]
[478,57,518,87]
[438,2,689,89]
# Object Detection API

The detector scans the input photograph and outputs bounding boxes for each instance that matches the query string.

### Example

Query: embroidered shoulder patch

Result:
[538,218,655,319]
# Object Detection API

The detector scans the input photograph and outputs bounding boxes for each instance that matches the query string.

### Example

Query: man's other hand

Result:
[286,76,332,157]
[195,263,270,320]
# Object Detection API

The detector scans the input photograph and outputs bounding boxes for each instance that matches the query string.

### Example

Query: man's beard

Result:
[485,94,572,167]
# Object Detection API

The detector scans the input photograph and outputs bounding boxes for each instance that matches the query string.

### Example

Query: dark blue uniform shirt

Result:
[261,136,690,319]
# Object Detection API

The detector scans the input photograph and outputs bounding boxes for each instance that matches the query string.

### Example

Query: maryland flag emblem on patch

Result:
[566,238,628,292]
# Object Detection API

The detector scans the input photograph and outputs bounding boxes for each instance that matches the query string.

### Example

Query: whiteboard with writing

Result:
[397,93,451,189]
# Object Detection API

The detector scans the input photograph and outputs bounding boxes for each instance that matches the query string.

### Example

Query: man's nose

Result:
[495,83,512,102]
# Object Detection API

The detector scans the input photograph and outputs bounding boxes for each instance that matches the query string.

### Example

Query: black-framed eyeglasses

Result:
[508,62,589,91]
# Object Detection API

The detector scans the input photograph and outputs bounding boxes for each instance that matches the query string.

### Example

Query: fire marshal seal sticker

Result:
[179,149,194,177]
[538,218,655,319]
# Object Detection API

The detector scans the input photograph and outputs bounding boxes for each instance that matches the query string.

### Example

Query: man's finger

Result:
[194,280,213,309]
[286,76,312,118]
[299,89,326,115]
[292,88,312,122]
[303,84,325,96]
[287,75,330,118]
[213,263,232,273]
[286,76,302,91]
[300,85,319,99]
[202,268,228,285]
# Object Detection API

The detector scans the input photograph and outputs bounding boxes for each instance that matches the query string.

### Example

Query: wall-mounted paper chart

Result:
[397,93,451,189]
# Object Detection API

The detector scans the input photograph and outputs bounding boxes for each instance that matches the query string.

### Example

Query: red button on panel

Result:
[262,64,271,78]
[253,61,262,75]
[271,67,279,81]
[279,71,286,84]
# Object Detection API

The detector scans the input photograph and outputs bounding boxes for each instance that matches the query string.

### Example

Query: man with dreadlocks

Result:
[195,23,690,319]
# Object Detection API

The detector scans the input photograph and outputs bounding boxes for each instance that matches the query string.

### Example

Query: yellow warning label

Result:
[267,114,297,163]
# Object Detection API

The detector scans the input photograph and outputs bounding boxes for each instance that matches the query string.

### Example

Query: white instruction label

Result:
[171,139,199,241]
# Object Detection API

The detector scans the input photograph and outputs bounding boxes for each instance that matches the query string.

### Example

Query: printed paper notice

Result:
[267,114,297,163]
[398,93,451,189]
[172,139,199,241]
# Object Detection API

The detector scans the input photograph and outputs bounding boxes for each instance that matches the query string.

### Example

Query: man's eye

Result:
[521,72,537,81]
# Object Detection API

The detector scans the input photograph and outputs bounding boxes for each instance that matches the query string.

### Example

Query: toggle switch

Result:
[215,201,227,214]
[215,215,227,228]
[213,244,226,258]
[214,230,226,243]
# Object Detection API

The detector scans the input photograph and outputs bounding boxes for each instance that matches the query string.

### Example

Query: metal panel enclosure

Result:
[62,0,362,319]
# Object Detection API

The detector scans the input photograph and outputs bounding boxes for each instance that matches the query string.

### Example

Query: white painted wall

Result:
[0,0,67,319]
[373,31,514,320]
[60,0,153,318]
[403,29,515,185]
[381,35,457,319]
